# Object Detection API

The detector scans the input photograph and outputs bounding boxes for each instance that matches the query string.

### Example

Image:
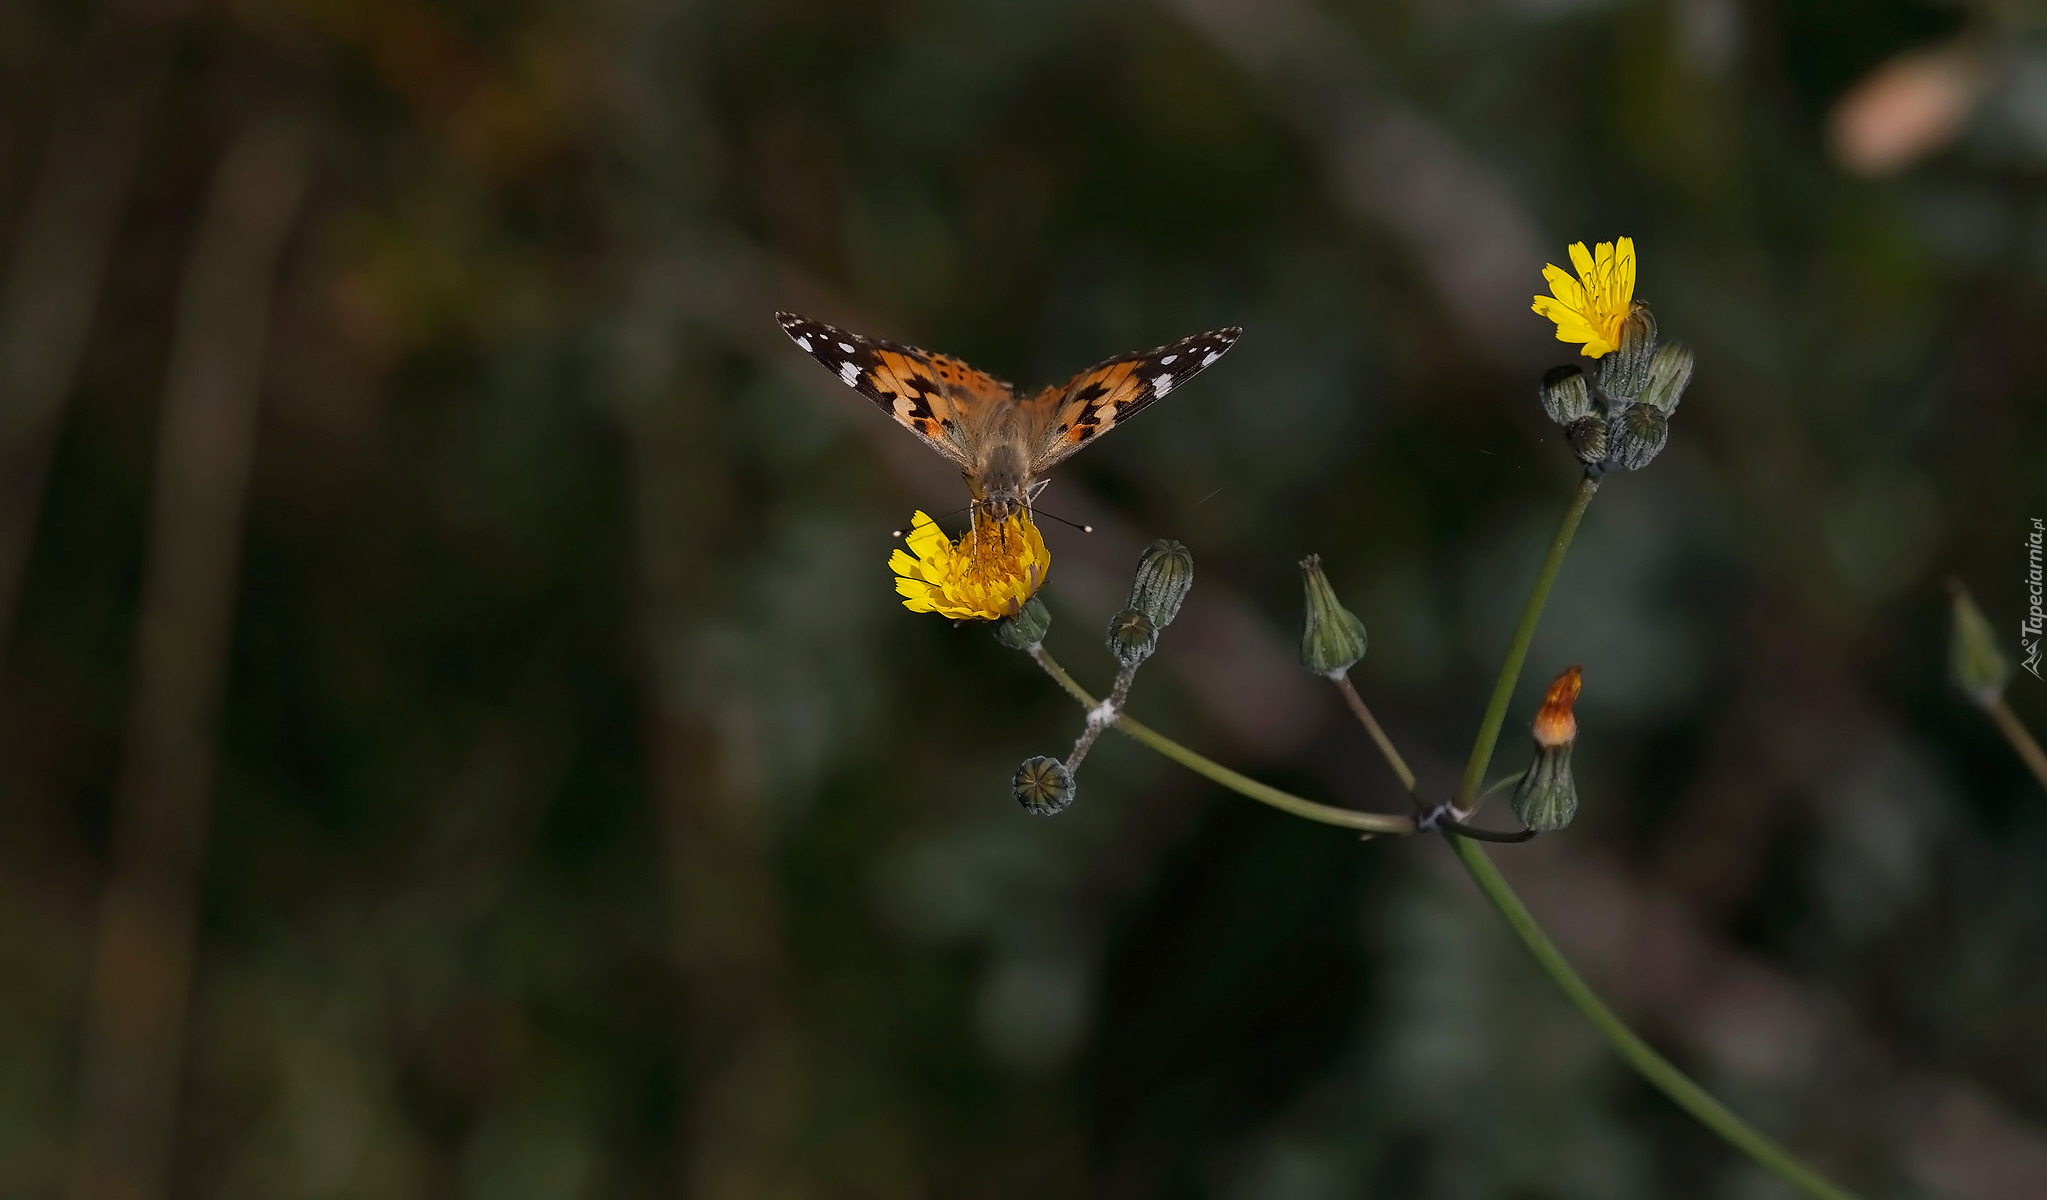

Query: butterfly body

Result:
[776,312,1241,520]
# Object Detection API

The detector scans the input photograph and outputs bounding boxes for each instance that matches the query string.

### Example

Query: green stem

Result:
[1333,672,1425,804]
[1020,468,1859,1196]
[1449,836,1860,1200]
[1028,645,1416,836]
[1478,771,1525,802]
[1455,472,1599,810]
[1331,670,1526,811]
[1441,471,1858,1198]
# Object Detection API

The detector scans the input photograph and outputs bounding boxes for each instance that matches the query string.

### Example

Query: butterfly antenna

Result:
[891,503,976,539]
[1033,508,1094,534]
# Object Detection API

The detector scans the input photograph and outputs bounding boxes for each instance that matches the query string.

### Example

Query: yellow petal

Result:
[1567,241,1595,280]
[1533,236,1639,361]
[1540,263,1586,311]
[903,512,948,556]
[1532,298,1596,340]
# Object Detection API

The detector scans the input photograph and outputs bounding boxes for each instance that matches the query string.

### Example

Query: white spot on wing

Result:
[1152,375,1174,397]
[1201,351,1219,366]
[839,361,860,386]
[796,336,812,351]
[839,341,854,353]
[1160,353,1178,365]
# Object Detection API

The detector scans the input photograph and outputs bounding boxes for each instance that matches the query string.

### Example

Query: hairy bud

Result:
[1012,755,1075,816]
[1567,415,1609,469]
[1640,340,1694,415]
[1596,301,1658,401]
[993,595,1052,651]
[1606,403,1668,472]
[1513,743,1579,832]
[1540,364,1595,426]
[1298,555,1369,678]
[1130,539,1195,630]
[1106,607,1159,671]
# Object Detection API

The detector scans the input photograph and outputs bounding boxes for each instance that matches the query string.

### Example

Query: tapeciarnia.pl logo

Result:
[2026,518,2044,680]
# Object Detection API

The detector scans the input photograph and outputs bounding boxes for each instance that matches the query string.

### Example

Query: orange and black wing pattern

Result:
[776,312,1009,470]
[1024,326,1241,472]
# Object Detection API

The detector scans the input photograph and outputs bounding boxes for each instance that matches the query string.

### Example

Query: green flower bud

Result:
[1105,607,1158,670]
[1298,554,1369,678]
[992,595,1052,651]
[1595,301,1657,401]
[1130,539,1194,630]
[1540,364,1594,426]
[1947,579,2010,709]
[1511,741,1578,832]
[1566,414,1609,469]
[1640,340,1694,414]
[1606,403,1668,472]
[1012,755,1075,816]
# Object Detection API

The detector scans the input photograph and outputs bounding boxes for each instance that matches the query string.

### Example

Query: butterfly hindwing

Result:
[776,312,1008,470]
[1025,326,1242,472]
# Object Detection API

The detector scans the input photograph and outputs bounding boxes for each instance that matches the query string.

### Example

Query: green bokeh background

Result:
[4,0,2046,1196]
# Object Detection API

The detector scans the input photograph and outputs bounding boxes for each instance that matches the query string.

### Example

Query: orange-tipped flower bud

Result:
[1514,666,1583,833]
[1532,666,1581,747]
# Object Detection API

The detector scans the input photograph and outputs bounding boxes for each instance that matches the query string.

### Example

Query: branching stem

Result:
[1440,473,1860,1200]
[1023,468,1862,1198]
[1028,645,1416,836]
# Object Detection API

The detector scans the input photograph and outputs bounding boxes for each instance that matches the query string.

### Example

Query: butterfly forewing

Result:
[775,312,1006,470]
[776,312,1241,505]
[1025,326,1242,472]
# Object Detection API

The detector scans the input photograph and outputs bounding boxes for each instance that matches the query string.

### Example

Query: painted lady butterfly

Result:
[776,312,1241,520]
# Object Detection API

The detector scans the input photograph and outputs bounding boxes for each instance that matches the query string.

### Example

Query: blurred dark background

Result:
[3,0,2046,1196]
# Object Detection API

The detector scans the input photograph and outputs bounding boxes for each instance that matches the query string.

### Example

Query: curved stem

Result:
[1028,645,1416,836]
[1479,770,1526,802]
[1455,472,1599,810]
[1448,836,1860,1200]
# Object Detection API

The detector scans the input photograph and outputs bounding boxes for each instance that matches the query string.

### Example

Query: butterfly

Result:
[776,312,1241,521]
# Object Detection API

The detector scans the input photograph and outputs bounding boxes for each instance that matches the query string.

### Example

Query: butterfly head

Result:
[976,492,1025,522]
[969,440,1036,521]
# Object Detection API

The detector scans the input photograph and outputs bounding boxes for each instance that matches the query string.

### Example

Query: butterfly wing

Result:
[1024,326,1242,472]
[776,312,1012,471]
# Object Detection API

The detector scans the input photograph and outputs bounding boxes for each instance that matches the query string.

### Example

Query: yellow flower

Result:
[1532,237,1637,358]
[889,509,1050,621]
